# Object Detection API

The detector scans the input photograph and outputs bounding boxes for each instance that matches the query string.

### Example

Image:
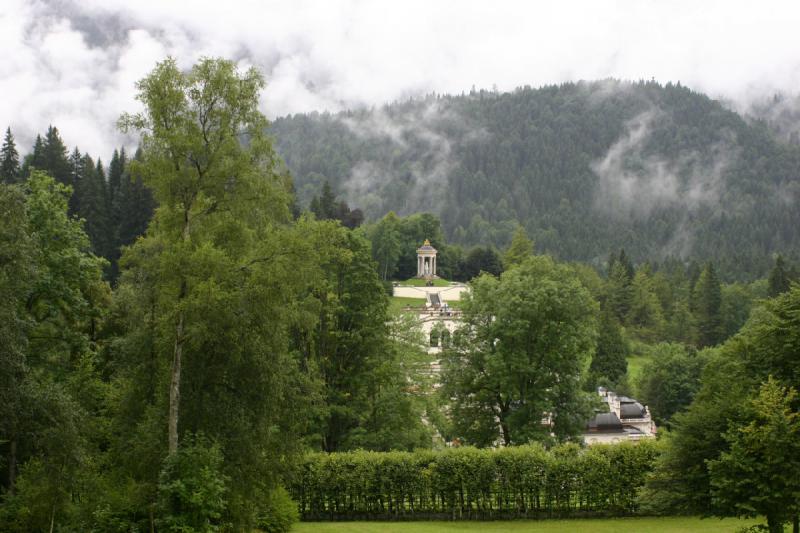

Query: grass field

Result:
[389,297,427,315]
[626,354,651,385]
[293,516,761,532]
[400,278,453,287]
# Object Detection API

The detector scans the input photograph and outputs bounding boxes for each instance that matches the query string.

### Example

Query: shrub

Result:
[257,486,299,533]
[292,441,660,520]
[157,434,229,532]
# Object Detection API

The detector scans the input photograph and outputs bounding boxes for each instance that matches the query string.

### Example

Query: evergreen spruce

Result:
[587,307,629,388]
[20,134,45,178]
[319,181,337,219]
[74,155,111,260]
[693,262,723,347]
[768,255,792,297]
[503,225,534,269]
[0,127,20,183]
[68,147,83,215]
[41,126,71,187]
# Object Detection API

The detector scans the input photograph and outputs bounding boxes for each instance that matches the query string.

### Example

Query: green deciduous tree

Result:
[0,171,108,531]
[118,56,277,456]
[114,57,313,528]
[0,183,32,496]
[442,256,598,446]
[462,245,503,280]
[708,378,800,533]
[369,211,402,280]
[635,343,707,427]
[643,286,800,517]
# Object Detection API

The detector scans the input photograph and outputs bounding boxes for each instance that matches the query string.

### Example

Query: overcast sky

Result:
[3,0,800,158]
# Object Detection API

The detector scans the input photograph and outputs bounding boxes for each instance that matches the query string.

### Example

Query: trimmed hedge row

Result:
[291,441,659,520]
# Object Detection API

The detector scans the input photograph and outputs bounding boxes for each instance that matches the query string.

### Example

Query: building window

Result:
[441,329,451,347]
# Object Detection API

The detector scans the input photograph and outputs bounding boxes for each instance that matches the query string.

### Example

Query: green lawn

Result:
[293,516,761,532]
[626,354,651,386]
[389,297,427,315]
[400,278,453,287]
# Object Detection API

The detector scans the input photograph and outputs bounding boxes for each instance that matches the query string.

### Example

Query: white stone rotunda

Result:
[416,239,438,278]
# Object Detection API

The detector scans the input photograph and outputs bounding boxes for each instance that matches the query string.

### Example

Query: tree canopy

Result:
[441,256,598,446]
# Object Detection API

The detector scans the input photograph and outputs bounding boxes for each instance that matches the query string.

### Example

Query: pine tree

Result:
[68,147,83,215]
[20,134,45,178]
[607,260,633,321]
[503,224,534,269]
[768,255,792,297]
[0,127,20,183]
[41,126,71,187]
[588,306,629,388]
[618,249,635,281]
[309,195,322,219]
[627,268,665,341]
[693,262,722,347]
[107,148,125,202]
[75,155,111,260]
[107,147,154,282]
[319,180,336,219]
[116,148,154,247]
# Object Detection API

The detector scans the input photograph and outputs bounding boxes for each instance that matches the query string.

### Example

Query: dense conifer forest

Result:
[271,80,800,279]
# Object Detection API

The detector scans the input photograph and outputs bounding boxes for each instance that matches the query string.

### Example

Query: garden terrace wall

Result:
[291,442,659,521]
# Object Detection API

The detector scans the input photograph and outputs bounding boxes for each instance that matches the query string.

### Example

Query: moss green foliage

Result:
[293,517,762,532]
[292,442,658,520]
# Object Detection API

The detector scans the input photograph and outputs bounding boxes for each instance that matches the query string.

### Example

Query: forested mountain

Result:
[271,80,800,279]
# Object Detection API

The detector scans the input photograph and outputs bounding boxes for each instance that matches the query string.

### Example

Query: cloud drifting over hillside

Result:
[3,0,800,157]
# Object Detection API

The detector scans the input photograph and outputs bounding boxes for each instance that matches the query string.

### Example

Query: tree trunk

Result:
[7,436,16,493]
[500,419,511,446]
[793,514,798,533]
[169,211,191,455]
[168,307,185,455]
[767,514,783,533]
